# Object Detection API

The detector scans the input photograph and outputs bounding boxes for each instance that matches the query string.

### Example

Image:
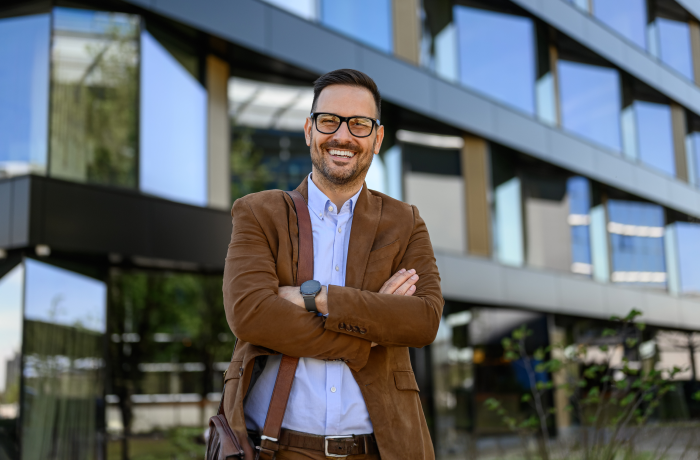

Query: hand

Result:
[378,268,419,296]
[278,285,329,315]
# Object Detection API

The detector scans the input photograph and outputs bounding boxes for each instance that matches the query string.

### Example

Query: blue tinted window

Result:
[687,132,700,187]
[635,102,675,176]
[260,0,316,20]
[494,177,524,266]
[140,30,207,206]
[592,0,647,49]
[656,18,693,81]
[320,0,392,53]
[675,222,700,295]
[568,177,592,275]
[455,6,535,115]
[558,61,622,151]
[608,200,666,287]
[0,14,50,177]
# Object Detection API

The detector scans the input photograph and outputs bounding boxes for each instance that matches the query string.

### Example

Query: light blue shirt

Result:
[244,175,373,435]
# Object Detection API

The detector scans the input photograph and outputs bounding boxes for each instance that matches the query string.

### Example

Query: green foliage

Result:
[230,127,274,202]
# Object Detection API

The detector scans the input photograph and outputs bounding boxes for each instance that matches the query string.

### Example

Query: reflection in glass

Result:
[591,0,647,49]
[434,24,458,82]
[0,264,23,460]
[607,200,666,288]
[50,8,139,188]
[686,132,700,187]
[455,6,535,115]
[260,0,316,20]
[673,223,700,296]
[0,14,50,178]
[654,18,693,81]
[22,259,106,460]
[320,0,392,53]
[557,61,622,151]
[567,177,592,275]
[494,177,524,266]
[634,101,675,176]
[590,204,610,283]
[140,30,207,206]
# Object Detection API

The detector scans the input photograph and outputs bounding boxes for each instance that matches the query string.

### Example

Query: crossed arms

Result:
[223,196,444,372]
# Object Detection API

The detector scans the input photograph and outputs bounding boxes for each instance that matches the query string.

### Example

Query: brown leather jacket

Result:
[222,177,444,459]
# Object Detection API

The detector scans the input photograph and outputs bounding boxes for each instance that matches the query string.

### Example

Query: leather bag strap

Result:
[257,191,314,459]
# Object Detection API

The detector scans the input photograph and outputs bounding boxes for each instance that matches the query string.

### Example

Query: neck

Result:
[310,168,364,210]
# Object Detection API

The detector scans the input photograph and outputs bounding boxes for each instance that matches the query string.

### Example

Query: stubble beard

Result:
[310,133,376,190]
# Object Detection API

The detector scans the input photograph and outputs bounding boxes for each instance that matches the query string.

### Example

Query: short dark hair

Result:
[311,69,382,120]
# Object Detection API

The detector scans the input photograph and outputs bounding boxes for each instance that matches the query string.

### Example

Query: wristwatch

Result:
[300,280,322,313]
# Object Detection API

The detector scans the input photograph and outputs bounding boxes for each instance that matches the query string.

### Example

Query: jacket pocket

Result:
[224,360,244,383]
[393,370,419,392]
[367,239,400,265]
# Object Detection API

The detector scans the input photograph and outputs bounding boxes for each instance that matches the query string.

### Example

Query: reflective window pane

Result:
[567,177,592,275]
[140,30,207,206]
[0,14,50,178]
[0,264,23,460]
[675,222,700,296]
[591,0,647,49]
[260,0,316,20]
[50,8,139,188]
[558,61,622,151]
[494,177,524,266]
[455,6,535,115]
[320,0,392,53]
[22,259,106,460]
[607,200,666,288]
[635,101,675,176]
[656,18,693,81]
[687,132,700,187]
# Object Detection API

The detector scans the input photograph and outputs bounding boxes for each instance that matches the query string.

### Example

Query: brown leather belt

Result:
[278,429,378,457]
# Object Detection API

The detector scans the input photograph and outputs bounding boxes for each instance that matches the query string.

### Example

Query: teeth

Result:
[329,149,354,158]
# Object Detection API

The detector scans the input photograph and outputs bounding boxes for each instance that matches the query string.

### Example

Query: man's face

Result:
[304,85,384,186]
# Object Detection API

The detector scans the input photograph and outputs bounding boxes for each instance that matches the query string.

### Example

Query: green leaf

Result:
[624,309,643,322]
[600,344,609,352]
[625,338,639,348]
[692,391,700,401]
[602,328,617,337]
[521,394,532,403]
[621,394,636,406]
[636,323,646,331]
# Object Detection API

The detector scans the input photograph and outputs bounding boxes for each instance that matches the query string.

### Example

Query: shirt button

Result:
[319,213,322,217]
[335,265,339,271]
[339,323,346,329]
[328,206,333,212]
[338,227,342,233]
[330,386,337,393]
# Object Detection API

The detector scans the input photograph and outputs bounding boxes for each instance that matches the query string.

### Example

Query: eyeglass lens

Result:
[316,114,374,137]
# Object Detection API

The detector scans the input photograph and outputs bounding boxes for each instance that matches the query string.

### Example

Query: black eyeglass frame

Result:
[310,112,381,138]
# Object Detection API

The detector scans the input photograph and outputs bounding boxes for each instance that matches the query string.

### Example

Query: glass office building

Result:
[3,0,700,458]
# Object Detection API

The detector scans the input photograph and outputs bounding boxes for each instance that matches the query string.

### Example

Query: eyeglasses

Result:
[310,112,380,138]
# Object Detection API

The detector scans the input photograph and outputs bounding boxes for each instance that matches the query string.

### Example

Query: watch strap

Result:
[303,294,318,313]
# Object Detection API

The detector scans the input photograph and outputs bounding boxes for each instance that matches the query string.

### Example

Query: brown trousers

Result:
[275,444,381,460]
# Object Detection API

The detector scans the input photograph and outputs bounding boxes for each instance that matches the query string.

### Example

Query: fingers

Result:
[393,272,419,296]
[378,269,419,295]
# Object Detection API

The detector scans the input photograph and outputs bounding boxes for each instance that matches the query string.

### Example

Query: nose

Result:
[330,119,354,143]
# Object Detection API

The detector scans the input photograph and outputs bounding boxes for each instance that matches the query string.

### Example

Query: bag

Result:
[205,190,313,460]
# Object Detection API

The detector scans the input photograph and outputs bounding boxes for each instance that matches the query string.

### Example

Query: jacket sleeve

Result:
[325,205,444,348]
[223,197,371,372]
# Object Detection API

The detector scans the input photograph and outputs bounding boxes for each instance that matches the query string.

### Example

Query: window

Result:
[557,61,622,152]
[260,0,316,21]
[607,200,666,288]
[0,14,50,178]
[320,0,392,53]
[669,222,700,296]
[0,263,23,458]
[591,0,647,49]
[568,177,593,276]
[635,101,675,176]
[21,258,106,459]
[50,8,139,188]
[455,6,536,115]
[140,29,207,205]
[651,18,693,81]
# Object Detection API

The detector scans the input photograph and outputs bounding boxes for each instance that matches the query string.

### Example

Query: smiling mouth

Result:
[328,149,355,159]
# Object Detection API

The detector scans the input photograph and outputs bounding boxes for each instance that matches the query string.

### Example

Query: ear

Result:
[374,124,385,155]
[304,117,313,146]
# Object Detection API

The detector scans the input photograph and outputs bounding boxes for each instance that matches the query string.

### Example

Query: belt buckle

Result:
[324,435,353,457]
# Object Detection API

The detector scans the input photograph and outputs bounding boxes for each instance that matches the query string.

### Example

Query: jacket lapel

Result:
[345,183,382,289]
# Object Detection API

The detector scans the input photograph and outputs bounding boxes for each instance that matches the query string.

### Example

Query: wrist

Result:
[317,285,329,315]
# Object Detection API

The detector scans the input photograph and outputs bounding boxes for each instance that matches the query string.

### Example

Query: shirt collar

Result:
[307,173,362,220]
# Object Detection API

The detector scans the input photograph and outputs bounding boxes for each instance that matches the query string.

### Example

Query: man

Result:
[223,69,443,459]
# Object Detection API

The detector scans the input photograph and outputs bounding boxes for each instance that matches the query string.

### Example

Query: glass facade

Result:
[21,259,106,460]
[261,0,317,21]
[672,222,700,296]
[455,6,535,115]
[557,61,622,151]
[140,29,207,206]
[0,14,50,178]
[50,8,139,188]
[623,101,676,176]
[653,18,693,81]
[320,0,392,53]
[0,264,23,460]
[591,0,647,49]
[607,199,666,287]
[568,176,593,275]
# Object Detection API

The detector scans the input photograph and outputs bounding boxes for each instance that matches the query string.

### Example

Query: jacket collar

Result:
[294,175,382,289]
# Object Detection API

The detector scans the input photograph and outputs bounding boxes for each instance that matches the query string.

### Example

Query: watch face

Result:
[300,280,322,295]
